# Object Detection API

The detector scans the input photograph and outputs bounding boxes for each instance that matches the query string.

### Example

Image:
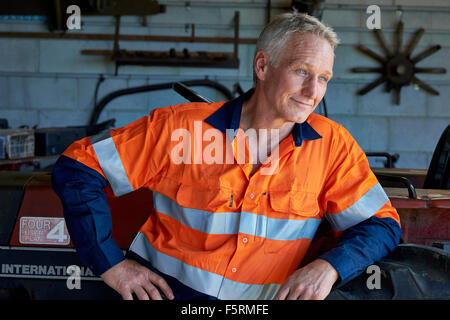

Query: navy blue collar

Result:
[204,89,322,147]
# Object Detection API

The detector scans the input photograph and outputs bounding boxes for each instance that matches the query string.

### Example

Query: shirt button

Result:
[249,193,255,199]
[242,237,248,244]
[232,268,237,273]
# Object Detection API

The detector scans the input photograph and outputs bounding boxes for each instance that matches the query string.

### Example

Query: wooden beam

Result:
[0,31,257,45]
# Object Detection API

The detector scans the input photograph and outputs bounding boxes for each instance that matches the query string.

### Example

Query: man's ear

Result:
[254,50,270,82]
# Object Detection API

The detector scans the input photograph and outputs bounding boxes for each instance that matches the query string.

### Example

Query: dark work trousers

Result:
[126,251,218,300]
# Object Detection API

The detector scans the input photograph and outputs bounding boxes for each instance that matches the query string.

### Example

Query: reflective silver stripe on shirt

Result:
[90,131,134,197]
[325,182,389,231]
[129,232,280,300]
[153,191,240,235]
[218,278,280,300]
[153,191,321,240]
[238,211,321,241]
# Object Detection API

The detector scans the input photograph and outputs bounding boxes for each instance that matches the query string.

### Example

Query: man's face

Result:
[257,32,334,124]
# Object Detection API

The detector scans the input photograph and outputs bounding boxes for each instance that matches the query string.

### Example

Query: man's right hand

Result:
[100,259,175,300]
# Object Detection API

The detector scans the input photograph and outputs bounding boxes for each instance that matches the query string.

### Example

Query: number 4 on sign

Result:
[46,220,69,243]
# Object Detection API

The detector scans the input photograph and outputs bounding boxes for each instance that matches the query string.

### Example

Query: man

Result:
[52,12,401,300]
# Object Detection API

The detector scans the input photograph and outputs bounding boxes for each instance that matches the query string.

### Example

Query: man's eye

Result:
[319,76,328,82]
[298,69,306,75]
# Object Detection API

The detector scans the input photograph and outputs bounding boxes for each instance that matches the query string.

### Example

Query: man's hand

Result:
[274,259,339,300]
[100,259,174,300]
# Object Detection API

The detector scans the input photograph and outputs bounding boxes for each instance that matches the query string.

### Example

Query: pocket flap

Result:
[176,183,229,211]
[269,190,319,217]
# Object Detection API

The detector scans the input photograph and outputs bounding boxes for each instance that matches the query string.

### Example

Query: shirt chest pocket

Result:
[268,190,320,217]
[263,191,321,254]
[175,183,232,212]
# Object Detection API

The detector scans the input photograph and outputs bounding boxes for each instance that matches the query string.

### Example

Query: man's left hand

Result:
[274,259,339,300]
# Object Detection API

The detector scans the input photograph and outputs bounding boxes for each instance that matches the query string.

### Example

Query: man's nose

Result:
[301,77,318,99]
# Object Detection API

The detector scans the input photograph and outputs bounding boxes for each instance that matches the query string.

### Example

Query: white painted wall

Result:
[0,0,449,169]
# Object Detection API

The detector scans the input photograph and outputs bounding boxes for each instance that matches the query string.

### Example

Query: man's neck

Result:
[239,87,295,176]
[240,87,295,139]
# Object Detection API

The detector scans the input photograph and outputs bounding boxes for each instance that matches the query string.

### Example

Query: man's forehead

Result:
[284,33,334,71]
[287,56,333,67]
[286,53,334,72]
[287,33,334,53]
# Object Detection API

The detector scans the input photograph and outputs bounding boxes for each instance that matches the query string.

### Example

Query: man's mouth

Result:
[291,98,313,108]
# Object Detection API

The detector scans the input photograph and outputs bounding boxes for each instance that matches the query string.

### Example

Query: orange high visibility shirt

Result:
[63,95,400,299]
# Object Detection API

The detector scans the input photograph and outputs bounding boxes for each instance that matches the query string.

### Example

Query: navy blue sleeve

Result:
[318,216,401,287]
[52,155,125,276]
